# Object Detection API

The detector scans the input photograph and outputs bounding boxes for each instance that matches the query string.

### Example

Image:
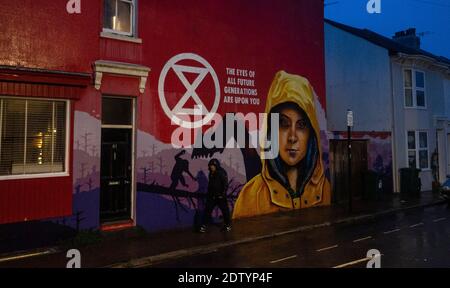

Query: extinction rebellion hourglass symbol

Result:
[158,53,221,129]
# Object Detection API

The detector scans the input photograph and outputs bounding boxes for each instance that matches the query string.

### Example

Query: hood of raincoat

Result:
[208,158,221,169]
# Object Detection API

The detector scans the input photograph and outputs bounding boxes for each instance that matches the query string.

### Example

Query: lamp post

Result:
[347,109,353,213]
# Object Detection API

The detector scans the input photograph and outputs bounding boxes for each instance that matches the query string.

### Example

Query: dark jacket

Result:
[208,160,228,199]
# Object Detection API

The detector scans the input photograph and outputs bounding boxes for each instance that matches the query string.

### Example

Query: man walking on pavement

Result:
[199,159,232,232]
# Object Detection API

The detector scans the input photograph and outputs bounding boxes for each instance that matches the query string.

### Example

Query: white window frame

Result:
[102,0,136,37]
[403,68,427,109]
[406,130,429,170]
[0,96,70,180]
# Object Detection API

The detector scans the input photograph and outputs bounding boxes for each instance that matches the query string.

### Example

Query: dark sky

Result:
[325,0,450,59]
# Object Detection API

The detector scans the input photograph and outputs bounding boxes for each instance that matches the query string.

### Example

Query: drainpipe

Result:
[390,59,398,193]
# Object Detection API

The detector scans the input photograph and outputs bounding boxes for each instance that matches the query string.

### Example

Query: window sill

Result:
[404,106,427,110]
[0,172,70,181]
[100,32,142,44]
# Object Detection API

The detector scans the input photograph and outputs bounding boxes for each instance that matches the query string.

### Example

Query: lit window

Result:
[0,98,68,177]
[103,0,136,36]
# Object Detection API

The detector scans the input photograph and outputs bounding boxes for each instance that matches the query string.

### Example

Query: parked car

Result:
[439,178,450,203]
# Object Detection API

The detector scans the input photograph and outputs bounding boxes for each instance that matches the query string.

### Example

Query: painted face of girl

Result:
[278,107,310,167]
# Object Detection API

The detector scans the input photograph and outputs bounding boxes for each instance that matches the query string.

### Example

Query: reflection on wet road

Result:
[153,205,450,268]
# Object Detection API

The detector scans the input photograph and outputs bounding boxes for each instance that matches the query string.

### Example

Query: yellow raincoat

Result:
[232,71,331,218]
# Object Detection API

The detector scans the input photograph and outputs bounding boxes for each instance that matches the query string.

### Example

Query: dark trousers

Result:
[202,196,231,226]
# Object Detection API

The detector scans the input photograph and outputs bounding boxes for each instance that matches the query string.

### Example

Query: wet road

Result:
[153,204,450,268]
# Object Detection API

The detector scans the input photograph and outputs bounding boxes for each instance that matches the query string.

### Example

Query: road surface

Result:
[153,204,450,268]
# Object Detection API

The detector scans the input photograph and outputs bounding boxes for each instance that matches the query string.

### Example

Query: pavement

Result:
[0,191,447,268]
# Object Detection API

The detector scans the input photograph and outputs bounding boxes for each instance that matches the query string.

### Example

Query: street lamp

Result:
[347,109,353,213]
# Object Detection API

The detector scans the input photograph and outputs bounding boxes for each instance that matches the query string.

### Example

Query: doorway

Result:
[330,139,368,203]
[100,97,134,223]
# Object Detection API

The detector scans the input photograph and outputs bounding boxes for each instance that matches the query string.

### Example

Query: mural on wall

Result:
[60,73,332,233]
[331,131,393,194]
[126,1,329,231]
[54,111,101,231]
[368,134,393,194]
[233,71,331,218]
[136,66,331,231]
[136,131,247,231]
[50,0,328,233]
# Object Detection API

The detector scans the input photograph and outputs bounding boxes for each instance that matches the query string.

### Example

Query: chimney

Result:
[392,28,421,49]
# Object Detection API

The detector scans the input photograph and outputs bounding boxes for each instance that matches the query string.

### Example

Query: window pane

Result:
[26,100,53,174]
[408,151,417,168]
[116,0,132,33]
[419,132,427,148]
[103,0,117,30]
[408,131,416,149]
[415,71,425,88]
[405,88,413,106]
[102,97,132,125]
[53,102,66,172]
[416,90,425,107]
[404,69,412,87]
[0,99,25,175]
[0,98,66,176]
[419,150,428,169]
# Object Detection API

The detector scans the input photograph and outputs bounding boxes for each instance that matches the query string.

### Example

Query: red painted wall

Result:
[0,174,72,223]
[0,99,75,224]
[0,0,98,224]
[138,0,326,143]
[0,0,100,72]
[0,0,326,225]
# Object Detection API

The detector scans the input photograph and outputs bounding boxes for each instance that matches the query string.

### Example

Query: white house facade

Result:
[325,20,450,196]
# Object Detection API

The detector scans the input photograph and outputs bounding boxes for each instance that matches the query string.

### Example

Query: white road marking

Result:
[352,236,372,243]
[0,250,52,263]
[270,254,298,264]
[383,228,401,234]
[409,222,424,228]
[199,248,218,255]
[333,257,372,268]
[316,245,339,252]
[433,217,447,223]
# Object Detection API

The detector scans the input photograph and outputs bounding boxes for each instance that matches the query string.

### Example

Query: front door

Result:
[100,129,132,222]
[100,97,134,223]
[330,140,368,203]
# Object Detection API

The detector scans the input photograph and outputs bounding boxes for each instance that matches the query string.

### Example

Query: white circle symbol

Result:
[158,53,221,129]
